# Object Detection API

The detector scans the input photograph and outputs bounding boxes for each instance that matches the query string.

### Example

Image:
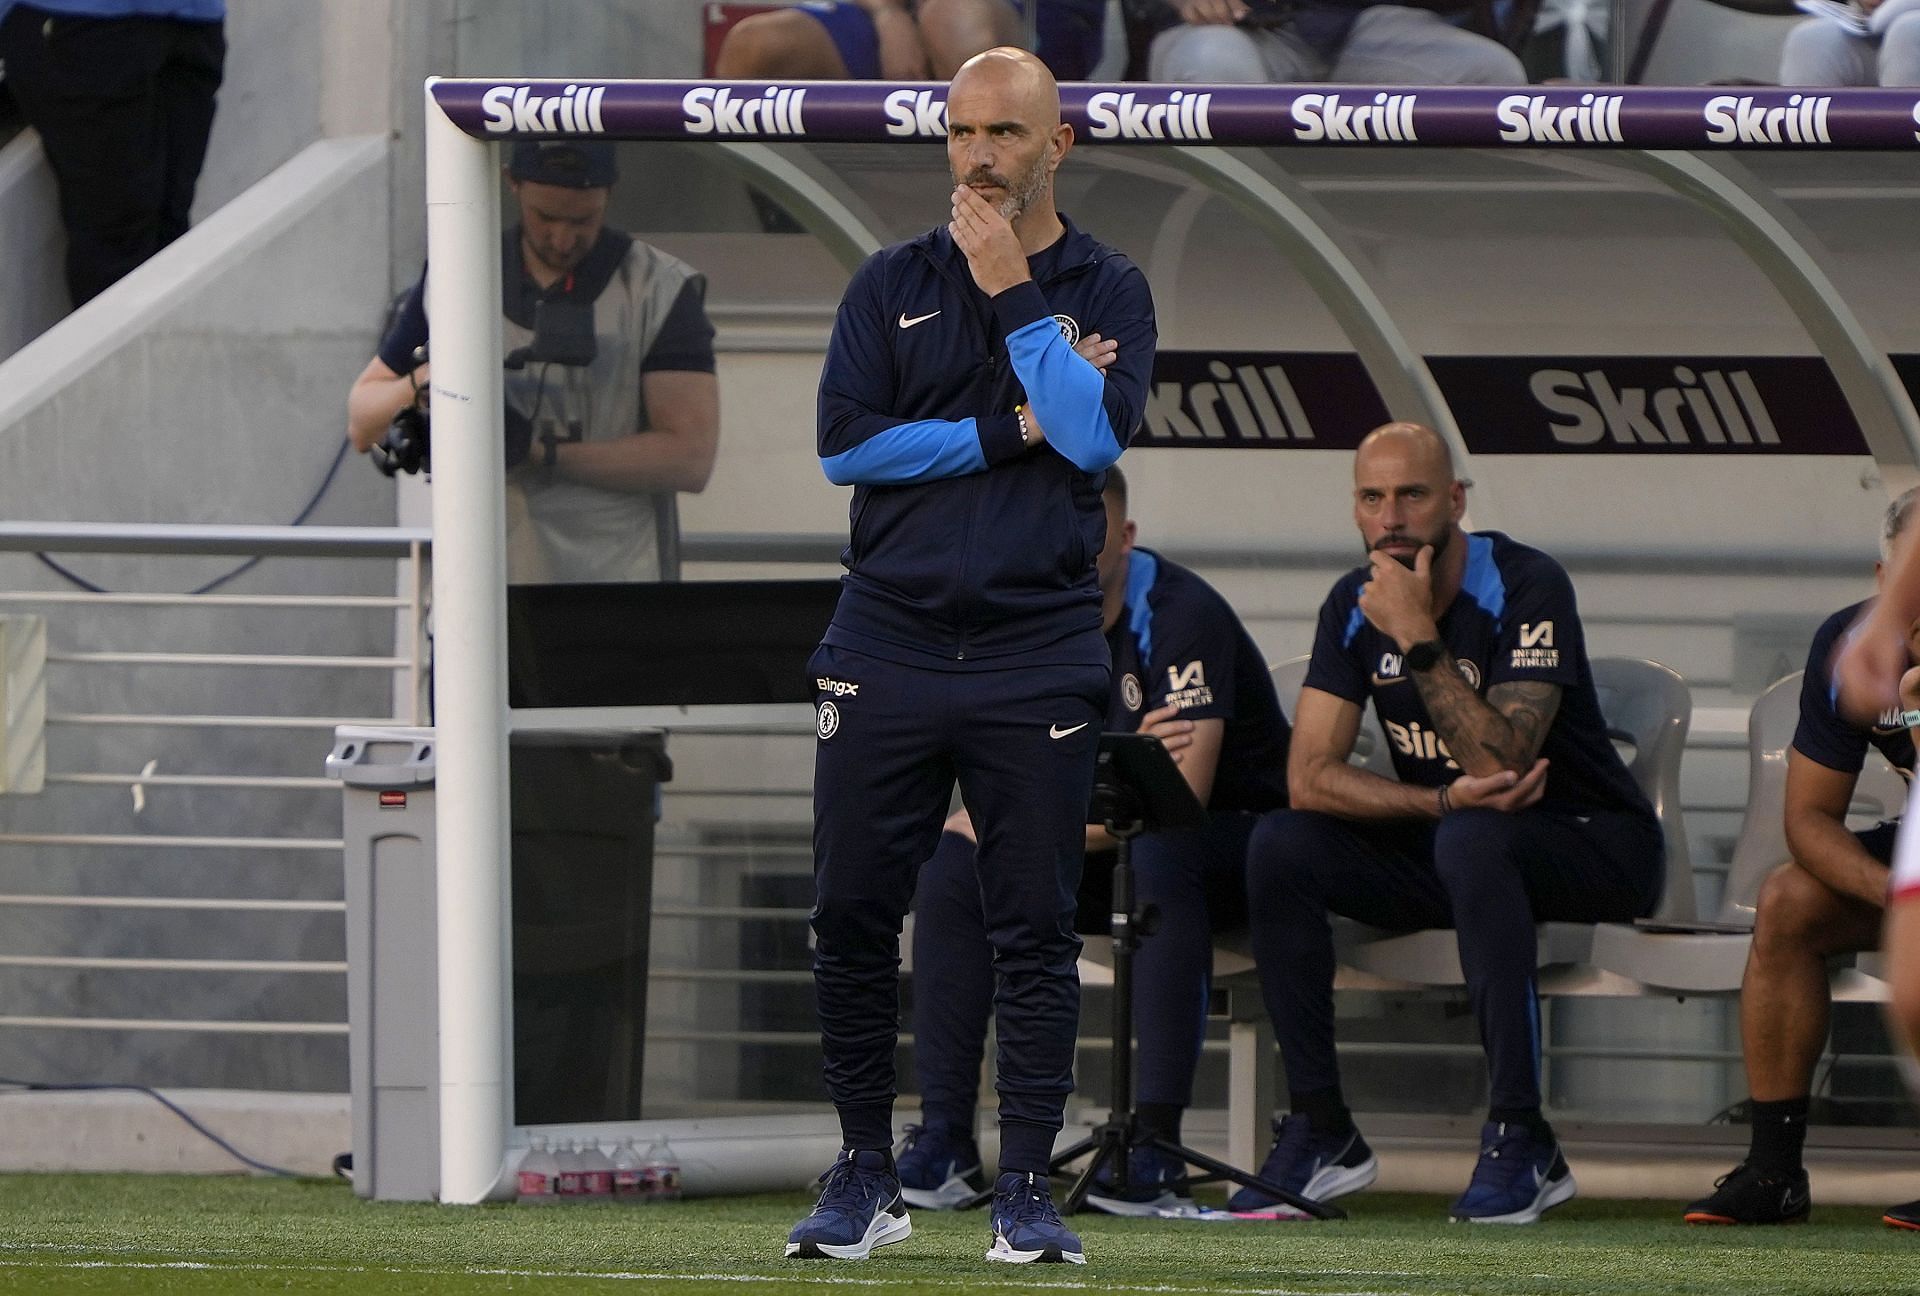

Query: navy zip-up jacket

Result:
[817,214,1157,669]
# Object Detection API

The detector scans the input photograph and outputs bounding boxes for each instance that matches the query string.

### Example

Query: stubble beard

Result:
[955,150,1053,222]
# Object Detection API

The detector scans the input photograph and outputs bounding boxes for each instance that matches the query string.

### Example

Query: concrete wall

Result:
[0,136,397,1091]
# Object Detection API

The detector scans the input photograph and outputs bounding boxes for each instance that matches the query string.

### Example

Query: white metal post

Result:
[422,78,512,1205]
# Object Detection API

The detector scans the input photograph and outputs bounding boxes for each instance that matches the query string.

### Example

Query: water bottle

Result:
[579,1140,615,1202]
[611,1138,647,1203]
[642,1135,681,1204]
[554,1140,587,1203]
[515,1137,558,1206]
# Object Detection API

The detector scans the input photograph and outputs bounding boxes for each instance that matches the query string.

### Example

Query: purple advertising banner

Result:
[1137,351,1388,449]
[431,79,1920,150]
[1134,352,1870,454]
[1429,356,1869,454]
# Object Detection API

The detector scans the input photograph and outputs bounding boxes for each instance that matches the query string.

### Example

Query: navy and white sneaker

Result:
[1227,1113,1377,1212]
[785,1149,913,1260]
[1449,1121,1577,1225]
[895,1123,986,1210]
[1085,1145,1194,1217]
[986,1171,1086,1265]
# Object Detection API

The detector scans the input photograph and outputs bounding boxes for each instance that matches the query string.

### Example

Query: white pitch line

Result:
[0,1256,1419,1295]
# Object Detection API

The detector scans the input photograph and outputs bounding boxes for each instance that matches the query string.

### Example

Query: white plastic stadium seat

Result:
[1590,669,1908,995]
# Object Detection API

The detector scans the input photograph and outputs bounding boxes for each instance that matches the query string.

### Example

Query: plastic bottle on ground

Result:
[611,1138,646,1203]
[579,1140,615,1202]
[642,1135,681,1204]
[554,1140,587,1203]
[515,1137,558,1205]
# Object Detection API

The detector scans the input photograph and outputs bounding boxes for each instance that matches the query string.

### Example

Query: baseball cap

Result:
[508,141,617,189]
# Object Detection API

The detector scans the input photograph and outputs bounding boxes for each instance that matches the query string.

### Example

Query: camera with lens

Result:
[372,299,599,478]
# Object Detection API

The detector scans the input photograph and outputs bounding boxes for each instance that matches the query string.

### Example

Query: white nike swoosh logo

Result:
[1049,723,1090,740]
[898,310,940,330]
[1370,673,1409,687]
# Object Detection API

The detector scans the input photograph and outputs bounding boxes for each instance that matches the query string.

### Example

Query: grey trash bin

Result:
[330,724,672,1199]
[328,725,438,1202]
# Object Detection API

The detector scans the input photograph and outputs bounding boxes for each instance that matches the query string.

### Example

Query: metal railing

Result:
[0,522,1891,1122]
[0,522,428,1047]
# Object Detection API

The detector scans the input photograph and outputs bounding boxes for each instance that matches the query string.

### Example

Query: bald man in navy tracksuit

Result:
[786,49,1155,1267]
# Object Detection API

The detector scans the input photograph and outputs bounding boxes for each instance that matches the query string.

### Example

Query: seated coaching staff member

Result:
[786,48,1155,1266]
[1687,488,1920,1229]
[1237,421,1662,1225]
[345,141,718,583]
[898,465,1290,1217]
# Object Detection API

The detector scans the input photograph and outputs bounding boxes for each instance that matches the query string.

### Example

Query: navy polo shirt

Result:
[1796,600,1917,785]
[1305,530,1650,818]
[1107,547,1289,815]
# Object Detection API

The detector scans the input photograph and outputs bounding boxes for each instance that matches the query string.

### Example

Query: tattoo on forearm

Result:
[1489,681,1561,765]
[1411,668,1561,772]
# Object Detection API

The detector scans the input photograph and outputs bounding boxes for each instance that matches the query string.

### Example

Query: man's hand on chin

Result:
[949,185,1030,298]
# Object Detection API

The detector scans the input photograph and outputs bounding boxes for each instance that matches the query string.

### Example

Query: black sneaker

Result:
[1683,1162,1810,1225]
[986,1171,1085,1265]
[1883,1199,1920,1231]
[785,1149,913,1259]
[1227,1113,1377,1212]
[1448,1121,1577,1225]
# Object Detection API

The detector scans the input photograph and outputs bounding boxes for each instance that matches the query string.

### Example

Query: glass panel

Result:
[484,133,1920,1141]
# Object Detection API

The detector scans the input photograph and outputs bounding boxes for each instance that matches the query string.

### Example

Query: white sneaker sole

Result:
[1305,1154,1379,1203]
[900,1169,983,1211]
[1453,1172,1577,1225]
[985,1233,1086,1265]
[1231,1154,1379,1213]
[784,1208,912,1259]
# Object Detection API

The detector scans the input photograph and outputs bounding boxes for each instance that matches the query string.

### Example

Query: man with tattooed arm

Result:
[1230,421,1663,1226]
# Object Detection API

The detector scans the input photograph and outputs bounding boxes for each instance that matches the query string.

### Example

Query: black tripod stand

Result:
[969,732,1341,1219]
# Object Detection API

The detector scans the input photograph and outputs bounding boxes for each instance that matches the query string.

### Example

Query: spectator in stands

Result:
[0,0,224,307]
[1686,488,1920,1229]
[1143,0,1524,84]
[715,0,1109,81]
[1780,0,1920,88]
[1232,421,1662,1224]
[344,141,719,584]
[897,465,1291,1217]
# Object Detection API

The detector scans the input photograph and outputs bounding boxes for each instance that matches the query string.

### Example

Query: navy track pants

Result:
[1246,806,1662,1112]
[809,643,1107,1172]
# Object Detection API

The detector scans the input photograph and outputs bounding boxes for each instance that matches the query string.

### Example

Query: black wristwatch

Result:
[1405,639,1448,673]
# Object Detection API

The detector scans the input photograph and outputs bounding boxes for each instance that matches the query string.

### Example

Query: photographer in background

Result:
[345,141,719,583]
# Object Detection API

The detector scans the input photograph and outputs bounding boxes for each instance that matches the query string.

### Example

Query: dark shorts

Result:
[800,0,1108,80]
[1857,818,1901,865]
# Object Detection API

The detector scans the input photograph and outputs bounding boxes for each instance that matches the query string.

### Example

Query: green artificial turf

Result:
[0,1175,1914,1295]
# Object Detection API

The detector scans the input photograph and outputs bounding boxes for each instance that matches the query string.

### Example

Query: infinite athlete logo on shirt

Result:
[1511,621,1558,670]
[1165,661,1212,710]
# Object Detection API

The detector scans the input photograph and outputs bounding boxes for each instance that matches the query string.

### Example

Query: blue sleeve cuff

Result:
[990,280,1052,338]
[978,412,1027,466]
